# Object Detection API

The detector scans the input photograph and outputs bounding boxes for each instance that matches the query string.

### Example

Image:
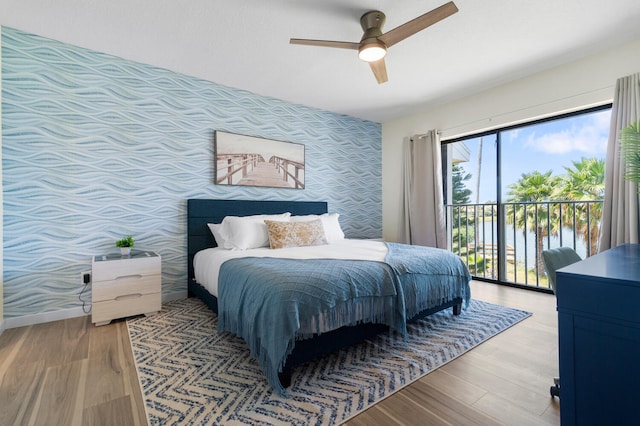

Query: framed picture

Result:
[214,131,305,189]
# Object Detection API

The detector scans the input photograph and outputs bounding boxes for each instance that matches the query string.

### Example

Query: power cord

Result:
[79,273,92,314]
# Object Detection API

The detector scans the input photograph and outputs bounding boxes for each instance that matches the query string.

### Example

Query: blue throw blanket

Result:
[385,243,471,320]
[217,243,471,395]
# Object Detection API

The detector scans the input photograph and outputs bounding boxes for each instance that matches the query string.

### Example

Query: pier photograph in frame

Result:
[214,131,305,189]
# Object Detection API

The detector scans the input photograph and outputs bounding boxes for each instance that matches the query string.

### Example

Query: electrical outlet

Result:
[81,271,92,286]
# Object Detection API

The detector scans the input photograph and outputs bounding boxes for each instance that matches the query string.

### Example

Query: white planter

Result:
[120,247,131,255]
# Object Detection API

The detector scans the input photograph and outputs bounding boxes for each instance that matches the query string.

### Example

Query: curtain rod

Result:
[413,84,614,140]
[410,130,441,142]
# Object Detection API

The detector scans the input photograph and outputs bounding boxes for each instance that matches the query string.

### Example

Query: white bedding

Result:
[193,239,388,297]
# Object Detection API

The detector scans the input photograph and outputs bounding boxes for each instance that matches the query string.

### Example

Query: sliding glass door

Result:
[442,105,610,290]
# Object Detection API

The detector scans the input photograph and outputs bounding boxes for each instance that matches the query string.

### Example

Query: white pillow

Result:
[290,213,344,242]
[207,223,230,248]
[221,213,291,250]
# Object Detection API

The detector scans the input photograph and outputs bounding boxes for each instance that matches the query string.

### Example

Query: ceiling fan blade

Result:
[369,58,388,84]
[378,1,458,47]
[289,39,359,50]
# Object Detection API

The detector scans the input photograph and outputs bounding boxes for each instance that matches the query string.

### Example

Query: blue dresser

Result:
[556,244,640,425]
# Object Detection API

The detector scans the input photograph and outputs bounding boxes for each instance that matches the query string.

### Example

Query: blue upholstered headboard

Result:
[187,199,328,283]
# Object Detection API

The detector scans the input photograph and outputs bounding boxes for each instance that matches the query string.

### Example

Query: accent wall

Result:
[1,26,382,322]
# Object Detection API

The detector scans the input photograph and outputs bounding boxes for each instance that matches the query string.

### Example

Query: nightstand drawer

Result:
[92,292,161,324]
[93,256,160,281]
[92,275,160,302]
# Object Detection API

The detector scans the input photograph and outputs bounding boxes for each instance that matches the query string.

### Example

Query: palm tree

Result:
[554,157,605,256]
[506,170,562,275]
[621,121,640,190]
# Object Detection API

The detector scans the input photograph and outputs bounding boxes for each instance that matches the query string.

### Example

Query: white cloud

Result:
[505,128,521,142]
[524,114,609,155]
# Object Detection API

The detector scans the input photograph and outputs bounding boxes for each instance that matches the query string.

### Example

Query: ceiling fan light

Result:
[358,43,387,62]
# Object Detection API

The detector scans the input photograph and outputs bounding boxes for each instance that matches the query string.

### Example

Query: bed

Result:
[187,199,471,395]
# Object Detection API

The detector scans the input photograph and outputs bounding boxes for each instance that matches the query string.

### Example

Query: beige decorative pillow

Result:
[290,213,344,242]
[265,219,328,249]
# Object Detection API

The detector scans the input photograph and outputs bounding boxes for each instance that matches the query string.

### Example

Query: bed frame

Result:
[187,199,462,387]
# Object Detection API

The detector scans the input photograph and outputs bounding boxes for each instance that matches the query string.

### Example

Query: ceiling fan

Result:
[290,1,458,84]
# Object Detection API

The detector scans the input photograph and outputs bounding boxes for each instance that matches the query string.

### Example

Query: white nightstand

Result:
[91,250,162,326]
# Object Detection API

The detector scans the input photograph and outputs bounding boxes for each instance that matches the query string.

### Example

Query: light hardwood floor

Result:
[0,281,560,425]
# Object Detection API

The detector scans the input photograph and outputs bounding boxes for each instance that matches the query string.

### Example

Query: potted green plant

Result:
[621,120,640,191]
[116,235,135,255]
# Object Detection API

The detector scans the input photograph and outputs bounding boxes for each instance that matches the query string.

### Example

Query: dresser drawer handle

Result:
[115,274,143,280]
[115,293,143,301]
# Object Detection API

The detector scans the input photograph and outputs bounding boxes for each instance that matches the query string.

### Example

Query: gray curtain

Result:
[598,72,640,251]
[400,130,446,248]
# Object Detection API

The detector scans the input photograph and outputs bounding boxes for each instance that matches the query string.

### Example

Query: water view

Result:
[444,106,610,288]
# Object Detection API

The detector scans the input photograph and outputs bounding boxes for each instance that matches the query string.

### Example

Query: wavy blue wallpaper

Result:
[1,26,382,319]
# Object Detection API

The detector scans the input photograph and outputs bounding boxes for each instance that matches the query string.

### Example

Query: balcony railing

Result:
[447,200,603,290]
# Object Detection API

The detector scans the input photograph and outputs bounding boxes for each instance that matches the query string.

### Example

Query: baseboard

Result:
[3,290,188,330]
[4,307,89,329]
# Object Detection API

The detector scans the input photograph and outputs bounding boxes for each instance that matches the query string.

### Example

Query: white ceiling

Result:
[2,0,640,123]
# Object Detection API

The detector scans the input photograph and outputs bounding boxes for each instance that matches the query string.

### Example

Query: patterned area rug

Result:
[127,298,531,425]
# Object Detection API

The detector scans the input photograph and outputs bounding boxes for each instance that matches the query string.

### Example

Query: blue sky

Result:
[456,108,611,203]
